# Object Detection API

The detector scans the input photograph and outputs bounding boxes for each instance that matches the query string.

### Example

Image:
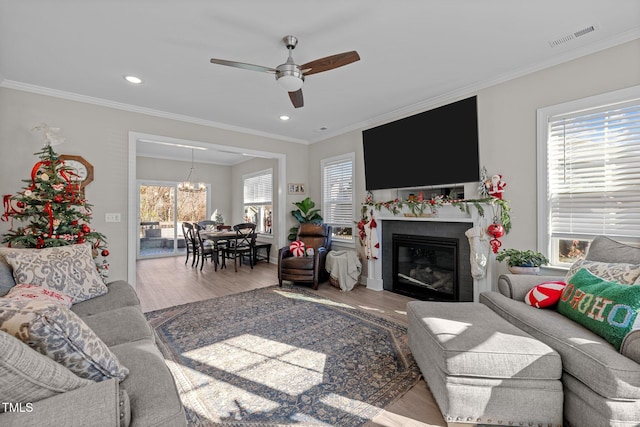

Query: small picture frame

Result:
[288,183,305,195]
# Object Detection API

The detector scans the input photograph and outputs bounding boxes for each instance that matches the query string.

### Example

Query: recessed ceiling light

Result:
[279,115,290,121]
[124,75,142,84]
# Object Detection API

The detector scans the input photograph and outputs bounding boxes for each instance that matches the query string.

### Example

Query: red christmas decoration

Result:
[487,222,505,254]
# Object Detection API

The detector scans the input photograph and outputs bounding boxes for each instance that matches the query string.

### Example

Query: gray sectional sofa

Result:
[0,252,186,427]
[480,236,640,427]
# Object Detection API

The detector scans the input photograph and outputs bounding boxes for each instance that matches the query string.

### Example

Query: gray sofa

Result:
[480,236,640,427]
[0,278,186,427]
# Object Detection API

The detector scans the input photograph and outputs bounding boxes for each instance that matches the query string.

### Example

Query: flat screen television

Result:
[362,96,480,191]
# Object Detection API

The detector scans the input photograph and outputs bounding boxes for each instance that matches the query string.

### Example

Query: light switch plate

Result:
[105,213,121,223]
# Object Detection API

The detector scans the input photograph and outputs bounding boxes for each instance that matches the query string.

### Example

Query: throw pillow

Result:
[3,243,107,303]
[0,253,15,297]
[0,298,129,382]
[0,330,93,407]
[290,240,306,257]
[564,259,640,285]
[3,284,74,308]
[524,281,567,308]
[557,268,640,350]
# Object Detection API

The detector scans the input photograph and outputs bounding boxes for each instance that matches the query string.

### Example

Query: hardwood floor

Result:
[136,255,448,427]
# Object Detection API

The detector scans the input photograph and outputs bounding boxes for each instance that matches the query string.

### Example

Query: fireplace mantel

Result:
[363,203,497,302]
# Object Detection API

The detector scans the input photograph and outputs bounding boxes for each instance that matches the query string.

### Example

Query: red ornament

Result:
[16,201,25,208]
[81,224,91,234]
[53,194,64,203]
[101,249,109,257]
[487,223,505,254]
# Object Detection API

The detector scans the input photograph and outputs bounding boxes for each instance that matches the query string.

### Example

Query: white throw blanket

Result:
[326,250,362,291]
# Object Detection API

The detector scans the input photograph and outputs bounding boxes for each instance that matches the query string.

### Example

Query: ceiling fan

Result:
[210,35,360,108]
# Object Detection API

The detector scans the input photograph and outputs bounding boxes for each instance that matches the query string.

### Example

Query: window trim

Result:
[321,152,356,246]
[537,85,640,265]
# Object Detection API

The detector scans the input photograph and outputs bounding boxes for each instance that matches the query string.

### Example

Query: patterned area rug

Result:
[145,285,421,426]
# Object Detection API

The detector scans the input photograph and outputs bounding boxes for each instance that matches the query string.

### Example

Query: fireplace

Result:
[393,234,458,301]
[381,220,473,301]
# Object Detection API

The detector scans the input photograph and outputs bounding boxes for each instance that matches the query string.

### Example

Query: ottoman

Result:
[407,301,563,426]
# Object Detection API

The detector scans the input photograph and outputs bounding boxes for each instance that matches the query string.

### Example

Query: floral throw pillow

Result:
[4,284,74,308]
[0,298,129,382]
[3,243,107,303]
[564,259,640,285]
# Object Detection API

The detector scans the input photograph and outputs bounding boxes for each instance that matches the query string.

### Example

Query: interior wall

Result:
[309,38,640,277]
[0,87,308,281]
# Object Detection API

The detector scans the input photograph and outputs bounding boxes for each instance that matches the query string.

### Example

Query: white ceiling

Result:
[2,1,640,165]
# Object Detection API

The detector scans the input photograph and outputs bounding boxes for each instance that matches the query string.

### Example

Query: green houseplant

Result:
[288,197,323,241]
[495,248,549,274]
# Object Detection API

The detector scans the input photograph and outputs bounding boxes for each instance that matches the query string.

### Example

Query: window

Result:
[322,153,355,243]
[243,169,273,235]
[538,86,640,266]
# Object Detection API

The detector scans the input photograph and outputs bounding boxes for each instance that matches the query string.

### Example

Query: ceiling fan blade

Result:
[288,89,304,109]
[210,58,276,74]
[301,51,360,76]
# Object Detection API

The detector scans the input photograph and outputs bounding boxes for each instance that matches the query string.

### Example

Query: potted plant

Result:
[288,197,323,241]
[495,248,549,274]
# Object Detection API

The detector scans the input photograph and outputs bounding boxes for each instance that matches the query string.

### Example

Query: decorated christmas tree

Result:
[1,124,109,280]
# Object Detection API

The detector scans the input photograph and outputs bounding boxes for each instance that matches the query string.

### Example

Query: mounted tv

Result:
[363,96,480,191]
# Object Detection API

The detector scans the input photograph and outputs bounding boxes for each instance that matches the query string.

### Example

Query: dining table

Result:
[200,229,258,269]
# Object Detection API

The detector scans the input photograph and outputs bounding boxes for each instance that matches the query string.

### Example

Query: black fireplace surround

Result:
[382,220,473,301]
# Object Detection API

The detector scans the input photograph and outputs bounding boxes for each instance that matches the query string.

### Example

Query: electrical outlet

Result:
[105,213,121,223]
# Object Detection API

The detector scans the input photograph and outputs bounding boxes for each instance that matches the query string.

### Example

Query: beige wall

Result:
[0,88,308,281]
[309,39,640,276]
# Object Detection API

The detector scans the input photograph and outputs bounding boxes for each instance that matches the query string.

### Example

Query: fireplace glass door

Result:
[392,234,458,301]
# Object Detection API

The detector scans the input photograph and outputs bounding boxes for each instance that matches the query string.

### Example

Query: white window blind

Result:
[322,155,354,230]
[547,100,640,240]
[243,170,272,205]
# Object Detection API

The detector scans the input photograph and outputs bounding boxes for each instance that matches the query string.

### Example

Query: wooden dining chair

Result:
[195,223,221,271]
[181,222,199,267]
[224,223,257,272]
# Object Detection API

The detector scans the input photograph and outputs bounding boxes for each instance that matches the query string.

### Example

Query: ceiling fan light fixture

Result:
[276,64,304,92]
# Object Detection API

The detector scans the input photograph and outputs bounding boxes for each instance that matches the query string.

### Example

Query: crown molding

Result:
[0,80,309,145]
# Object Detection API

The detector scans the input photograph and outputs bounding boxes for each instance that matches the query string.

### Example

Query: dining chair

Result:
[181,222,199,267]
[195,223,221,271]
[199,220,230,256]
[224,223,257,272]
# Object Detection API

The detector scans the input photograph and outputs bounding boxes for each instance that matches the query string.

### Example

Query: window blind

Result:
[243,170,272,205]
[547,100,640,240]
[322,157,354,227]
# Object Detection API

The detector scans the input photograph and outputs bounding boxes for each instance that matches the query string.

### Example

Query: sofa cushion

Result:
[0,330,93,409]
[0,298,129,382]
[565,259,640,285]
[481,290,640,399]
[4,283,73,308]
[110,340,186,427]
[0,253,15,296]
[71,280,140,318]
[524,281,566,308]
[3,244,107,303]
[558,268,640,351]
[586,235,640,264]
[82,306,154,347]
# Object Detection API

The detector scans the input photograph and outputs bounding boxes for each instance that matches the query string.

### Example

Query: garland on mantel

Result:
[360,195,512,233]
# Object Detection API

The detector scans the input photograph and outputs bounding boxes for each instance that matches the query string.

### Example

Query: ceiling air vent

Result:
[548,24,598,47]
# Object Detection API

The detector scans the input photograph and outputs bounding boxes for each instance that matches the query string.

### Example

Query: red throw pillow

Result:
[290,240,306,257]
[524,281,567,308]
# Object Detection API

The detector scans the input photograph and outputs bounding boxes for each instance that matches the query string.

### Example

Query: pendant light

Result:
[178,149,205,193]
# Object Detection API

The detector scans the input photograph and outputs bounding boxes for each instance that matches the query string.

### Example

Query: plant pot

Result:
[508,266,540,275]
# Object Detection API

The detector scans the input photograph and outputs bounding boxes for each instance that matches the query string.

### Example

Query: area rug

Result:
[145,285,421,426]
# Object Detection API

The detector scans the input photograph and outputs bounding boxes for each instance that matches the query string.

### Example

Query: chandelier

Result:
[178,149,205,193]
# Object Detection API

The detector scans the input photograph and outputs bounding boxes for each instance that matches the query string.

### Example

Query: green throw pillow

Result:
[558,268,640,350]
